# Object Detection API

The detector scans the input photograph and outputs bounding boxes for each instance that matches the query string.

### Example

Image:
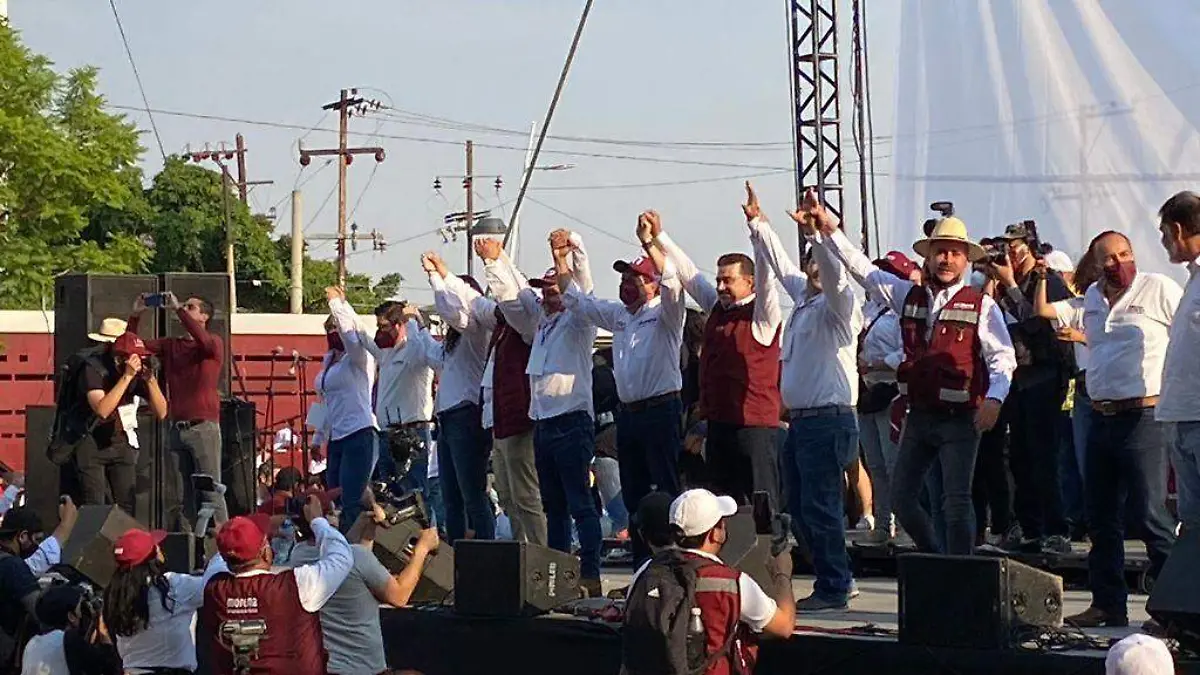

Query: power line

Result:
[107,0,166,161]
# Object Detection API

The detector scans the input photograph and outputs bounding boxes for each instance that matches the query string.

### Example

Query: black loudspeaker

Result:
[722,507,772,593]
[60,505,144,588]
[372,519,455,604]
[54,274,159,375]
[220,398,257,517]
[898,553,1063,649]
[24,405,65,529]
[1148,527,1200,650]
[157,273,232,396]
[453,540,581,617]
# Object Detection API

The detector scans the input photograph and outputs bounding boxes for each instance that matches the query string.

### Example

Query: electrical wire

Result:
[107,0,166,161]
[862,0,883,257]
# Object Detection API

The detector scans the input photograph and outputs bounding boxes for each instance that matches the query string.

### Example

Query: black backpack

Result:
[621,549,741,675]
[46,345,107,465]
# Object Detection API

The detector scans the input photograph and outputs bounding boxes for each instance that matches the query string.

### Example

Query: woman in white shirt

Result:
[320,287,380,529]
[101,529,226,674]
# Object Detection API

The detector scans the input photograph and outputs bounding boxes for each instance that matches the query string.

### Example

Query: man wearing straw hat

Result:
[814,203,1016,556]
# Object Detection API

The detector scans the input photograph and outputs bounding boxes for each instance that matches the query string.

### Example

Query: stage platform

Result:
[380,573,1200,675]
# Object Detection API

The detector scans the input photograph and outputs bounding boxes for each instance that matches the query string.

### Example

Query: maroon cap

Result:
[527,268,559,289]
[874,251,918,279]
[112,332,152,358]
[613,256,658,280]
[216,515,271,563]
[113,528,167,568]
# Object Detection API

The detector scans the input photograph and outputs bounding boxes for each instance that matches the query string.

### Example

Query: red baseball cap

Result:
[112,332,152,358]
[113,528,167,568]
[216,515,271,563]
[874,251,918,279]
[612,256,658,281]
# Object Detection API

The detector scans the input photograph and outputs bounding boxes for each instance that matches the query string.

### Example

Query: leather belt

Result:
[790,404,854,419]
[620,391,680,413]
[173,419,208,430]
[1092,396,1158,416]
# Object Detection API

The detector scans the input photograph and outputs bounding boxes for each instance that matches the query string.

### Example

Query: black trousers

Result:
[705,421,782,511]
[1009,378,1069,539]
[973,400,1014,537]
[76,435,137,514]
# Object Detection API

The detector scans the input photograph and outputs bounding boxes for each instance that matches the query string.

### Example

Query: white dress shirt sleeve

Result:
[25,535,61,575]
[562,285,624,332]
[407,326,445,375]
[292,517,354,613]
[810,233,859,343]
[441,274,499,333]
[747,217,807,302]
[978,295,1017,402]
[750,225,784,347]
[1,485,19,514]
[1152,275,1185,326]
[821,228,913,314]
[429,273,470,332]
[171,553,229,612]
[658,259,686,329]
[1051,297,1086,331]
[328,297,375,370]
[655,232,719,311]
[568,232,594,295]
[484,253,540,341]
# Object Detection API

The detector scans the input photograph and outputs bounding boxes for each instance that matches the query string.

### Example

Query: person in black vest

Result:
[199,497,353,675]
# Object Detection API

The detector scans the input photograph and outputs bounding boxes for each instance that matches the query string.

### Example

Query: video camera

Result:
[372,482,431,530]
[922,200,955,237]
[381,424,428,483]
[220,619,268,675]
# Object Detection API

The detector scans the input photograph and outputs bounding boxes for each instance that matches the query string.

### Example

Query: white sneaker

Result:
[856,515,875,531]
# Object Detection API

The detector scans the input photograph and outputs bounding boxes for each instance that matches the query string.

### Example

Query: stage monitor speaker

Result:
[453,540,580,617]
[54,274,159,376]
[372,519,454,604]
[157,273,232,396]
[721,506,772,593]
[60,505,145,588]
[898,553,1063,649]
[1148,527,1200,650]
[220,398,258,518]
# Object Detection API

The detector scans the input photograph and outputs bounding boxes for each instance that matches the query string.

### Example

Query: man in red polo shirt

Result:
[130,292,227,531]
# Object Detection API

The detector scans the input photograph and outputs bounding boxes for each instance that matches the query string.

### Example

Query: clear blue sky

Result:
[11,0,901,304]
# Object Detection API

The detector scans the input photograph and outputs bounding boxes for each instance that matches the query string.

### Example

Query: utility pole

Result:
[290,191,304,314]
[299,89,386,287]
[221,171,237,314]
[465,141,475,277]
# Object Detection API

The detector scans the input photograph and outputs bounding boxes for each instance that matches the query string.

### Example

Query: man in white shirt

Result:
[363,300,435,499]
[747,186,862,611]
[490,230,602,595]
[819,209,1016,556]
[563,210,686,565]
[1046,231,1180,628]
[650,195,785,521]
[1156,191,1200,535]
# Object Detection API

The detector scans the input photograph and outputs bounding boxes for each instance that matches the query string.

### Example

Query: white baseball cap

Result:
[1105,634,1173,675]
[669,489,738,537]
[1044,250,1074,274]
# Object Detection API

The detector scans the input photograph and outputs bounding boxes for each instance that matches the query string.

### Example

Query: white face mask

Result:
[969,270,988,290]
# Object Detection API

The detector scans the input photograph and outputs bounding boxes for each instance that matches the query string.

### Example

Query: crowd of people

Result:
[1,181,1198,675]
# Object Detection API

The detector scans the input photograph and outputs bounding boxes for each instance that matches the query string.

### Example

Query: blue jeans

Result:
[326,427,379,532]
[1171,421,1200,533]
[894,409,979,555]
[617,396,683,562]
[437,404,495,542]
[593,457,629,532]
[1072,382,1092,481]
[1085,408,1175,615]
[782,409,858,599]
[922,460,947,552]
[1058,410,1086,530]
[535,411,602,580]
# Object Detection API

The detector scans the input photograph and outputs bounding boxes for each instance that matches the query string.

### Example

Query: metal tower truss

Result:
[788,0,845,221]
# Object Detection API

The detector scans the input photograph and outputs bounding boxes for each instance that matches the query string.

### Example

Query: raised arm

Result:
[568,231,594,294]
[561,284,624,332]
[637,212,686,331]
[478,239,539,341]
[327,288,375,369]
[423,250,497,334]
[788,187,858,332]
[292,498,355,613]
[168,293,222,358]
[743,183,807,303]
[654,231,719,310]
[126,296,168,355]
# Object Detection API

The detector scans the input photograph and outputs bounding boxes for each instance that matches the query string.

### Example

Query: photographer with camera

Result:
[200,495,352,675]
[101,528,228,674]
[988,222,1076,554]
[78,330,168,513]
[128,292,227,532]
[286,499,439,675]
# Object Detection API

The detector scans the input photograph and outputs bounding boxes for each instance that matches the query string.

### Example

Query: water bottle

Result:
[687,607,705,663]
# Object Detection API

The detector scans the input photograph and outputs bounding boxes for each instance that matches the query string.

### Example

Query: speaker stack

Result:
[53,274,159,377]
[372,518,456,604]
[453,540,581,617]
[1148,527,1200,651]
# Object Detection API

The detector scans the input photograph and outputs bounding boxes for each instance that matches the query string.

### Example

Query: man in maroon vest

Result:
[817,209,1016,556]
[200,496,353,675]
[649,205,784,517]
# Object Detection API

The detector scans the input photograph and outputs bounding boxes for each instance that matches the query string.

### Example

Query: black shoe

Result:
[797,594,849,612]
[994,524,1024,551]
[1040,535,1073,555]
[1066,606,1128,628]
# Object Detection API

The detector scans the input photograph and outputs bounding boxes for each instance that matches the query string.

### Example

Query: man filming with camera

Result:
[200,495,353,675]
[987,222,1076,554]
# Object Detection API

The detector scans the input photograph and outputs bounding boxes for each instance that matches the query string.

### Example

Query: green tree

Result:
[0,22,147,308]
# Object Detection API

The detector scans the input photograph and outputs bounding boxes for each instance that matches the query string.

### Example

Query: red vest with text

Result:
[700,301,781,427]
[687,553,759,675]
[200,570,327,675]
[896,285,988,413]
[489,313,534,439]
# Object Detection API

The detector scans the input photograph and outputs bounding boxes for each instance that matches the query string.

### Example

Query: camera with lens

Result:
[220,619,268,675]
[979,238,1009,266]
[372,483,431,530]
[382,424,428,483]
